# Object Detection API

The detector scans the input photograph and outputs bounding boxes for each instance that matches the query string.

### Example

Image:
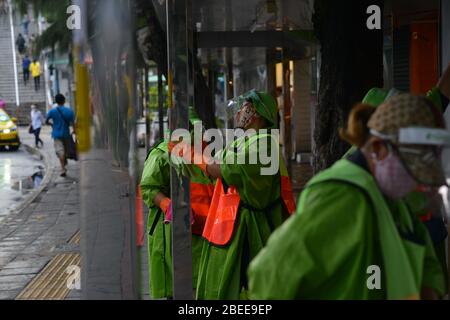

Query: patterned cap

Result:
[368,94,447,186]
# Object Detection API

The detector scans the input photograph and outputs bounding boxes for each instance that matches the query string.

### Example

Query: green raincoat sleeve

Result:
[248,181,385,300]
[141,147,170,208]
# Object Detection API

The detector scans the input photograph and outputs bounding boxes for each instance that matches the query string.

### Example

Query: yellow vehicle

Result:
[0,109,20,151]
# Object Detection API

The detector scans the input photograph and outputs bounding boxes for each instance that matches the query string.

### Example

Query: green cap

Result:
[362,87,403,107]
[362,88,389,107]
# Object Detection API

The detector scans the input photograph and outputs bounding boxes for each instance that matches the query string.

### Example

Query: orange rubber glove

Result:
[159,197,172,224]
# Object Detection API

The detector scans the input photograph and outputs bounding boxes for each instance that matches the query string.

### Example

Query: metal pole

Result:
[158,68,164,140]
[439,0,450,294]
[7,0,20,108]
[166,0,193,300]
[282,59,292,172]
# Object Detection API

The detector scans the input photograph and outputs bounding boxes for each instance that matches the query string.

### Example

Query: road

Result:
[0,147,44,221]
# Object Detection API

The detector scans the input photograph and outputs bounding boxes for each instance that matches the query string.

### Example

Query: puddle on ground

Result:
[0,151,45,219]
[10,169,45,192]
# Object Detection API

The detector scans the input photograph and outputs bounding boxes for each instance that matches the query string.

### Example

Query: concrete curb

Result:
[9,143,54,216]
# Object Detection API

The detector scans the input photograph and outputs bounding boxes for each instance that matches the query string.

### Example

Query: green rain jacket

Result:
[196,90,290,300]
[345,87,449,291]
[140,140,212,299]
[196,132,290,300]
[247,159,445,299]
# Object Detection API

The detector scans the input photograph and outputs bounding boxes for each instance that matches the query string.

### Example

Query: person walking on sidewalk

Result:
[46,94,75,177]
[16,34,26,57]
[30,104,44,148]
[22,15,30,36]
[0,0,8,15]
[22,55,31,85]
[30,59,41,91]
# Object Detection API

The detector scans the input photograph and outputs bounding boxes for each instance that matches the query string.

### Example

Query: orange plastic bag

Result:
[190,182,215,236]
[202,179,241,246]
[281,176,296,214]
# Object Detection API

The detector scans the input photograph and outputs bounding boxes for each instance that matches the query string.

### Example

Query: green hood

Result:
[239,90,278,129]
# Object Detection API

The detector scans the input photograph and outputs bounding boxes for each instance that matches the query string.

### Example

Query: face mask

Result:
[373,152,417,199]
[235,102,258,129]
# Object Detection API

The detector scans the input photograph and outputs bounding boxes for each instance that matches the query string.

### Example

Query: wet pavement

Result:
[0,126,80,300]
[0,148,45,221]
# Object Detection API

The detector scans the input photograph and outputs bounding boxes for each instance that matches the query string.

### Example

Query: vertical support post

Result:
[383,0,394,90]
[166,0,193,300]
[440,0,450,293]
[441,0,450,74]
[7,0,20,108]
[225,0,233,102]
[158,68,165,140]
[72,0,91,153]
[144,67,151,152]
[282,59,292,173]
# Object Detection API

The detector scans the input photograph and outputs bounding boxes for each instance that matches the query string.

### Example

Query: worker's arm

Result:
[140,145,171,209]
[153,192,170,211]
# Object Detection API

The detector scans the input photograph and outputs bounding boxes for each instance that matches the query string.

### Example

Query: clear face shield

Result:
[373,127,450,218]
[227,96,247,129]
[398,127,450,184]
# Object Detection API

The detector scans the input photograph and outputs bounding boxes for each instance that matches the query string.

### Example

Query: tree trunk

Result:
[312,0,384,172]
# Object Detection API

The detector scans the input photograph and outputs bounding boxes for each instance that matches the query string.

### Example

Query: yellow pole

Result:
[74,49,91,153]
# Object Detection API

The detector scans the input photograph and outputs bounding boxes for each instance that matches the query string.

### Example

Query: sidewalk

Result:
[0,126,80,300]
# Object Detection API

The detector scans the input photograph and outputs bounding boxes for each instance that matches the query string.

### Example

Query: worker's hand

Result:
[438,62,450,99]
[159,197,173,224]
[168,140,210,175]
[160,197,195,226]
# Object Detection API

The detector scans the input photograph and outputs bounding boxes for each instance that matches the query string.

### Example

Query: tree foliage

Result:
[12,0,71,54]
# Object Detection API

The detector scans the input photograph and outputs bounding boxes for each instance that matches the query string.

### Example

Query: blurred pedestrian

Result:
[22,55,31,85]
[16,34,26,56]
[0,98,6,110]
[46,94,75,177]
[0,0,8,15]
[30,104,44,148]
[22,15,30,36]
[30,59,41,91]
[28,33,36,56]
[248,94,448,300]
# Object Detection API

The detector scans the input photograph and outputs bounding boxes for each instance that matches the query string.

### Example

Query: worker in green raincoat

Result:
[343,64,450,292]
[186,90,295,300]
[248,94,448,299]
[140,109,214,299]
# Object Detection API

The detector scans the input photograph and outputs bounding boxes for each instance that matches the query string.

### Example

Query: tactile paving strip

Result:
[15,231,81,300]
